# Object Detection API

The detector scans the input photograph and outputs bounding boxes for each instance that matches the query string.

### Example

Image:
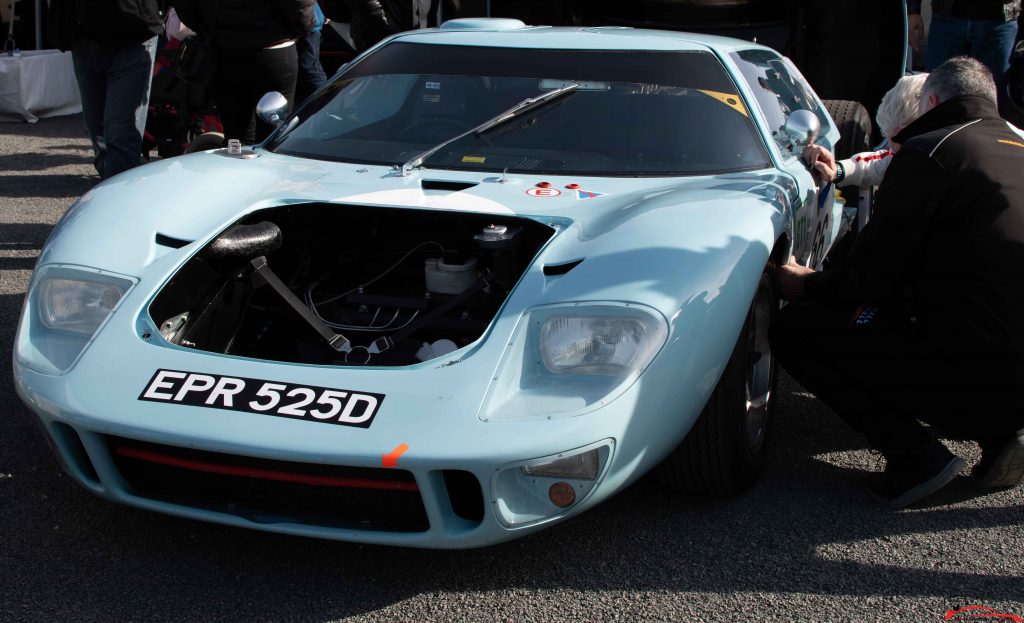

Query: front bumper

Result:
[13,243,719,548]
[15,347,688,548]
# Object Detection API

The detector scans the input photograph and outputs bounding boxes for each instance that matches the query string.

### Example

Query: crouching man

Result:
[772,56,1024,507]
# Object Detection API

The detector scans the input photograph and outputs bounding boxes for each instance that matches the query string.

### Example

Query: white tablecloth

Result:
[0,50,83,123]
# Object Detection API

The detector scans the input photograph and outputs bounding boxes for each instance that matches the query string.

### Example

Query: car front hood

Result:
[38,150,792,277]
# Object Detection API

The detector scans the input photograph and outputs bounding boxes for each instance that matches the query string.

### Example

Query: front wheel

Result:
[655,270,778,496]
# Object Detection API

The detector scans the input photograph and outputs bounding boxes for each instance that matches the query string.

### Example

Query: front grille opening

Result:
[108,437,429,532]
[443,470,484,523]
[50,422,100,486]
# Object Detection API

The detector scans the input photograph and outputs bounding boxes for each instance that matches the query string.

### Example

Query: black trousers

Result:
[771,302,1024,457]
[215,44,298,145]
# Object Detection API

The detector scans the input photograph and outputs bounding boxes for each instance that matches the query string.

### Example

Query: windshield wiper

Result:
[395,82,580,176]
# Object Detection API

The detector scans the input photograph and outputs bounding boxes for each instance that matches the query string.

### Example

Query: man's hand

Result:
[802,144,837,182]
[908,13,925,52]
[777,255,816,301]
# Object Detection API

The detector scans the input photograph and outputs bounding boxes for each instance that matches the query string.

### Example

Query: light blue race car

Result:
[14,19,853,548]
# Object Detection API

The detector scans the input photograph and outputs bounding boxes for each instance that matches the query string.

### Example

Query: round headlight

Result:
[39,278,128,335]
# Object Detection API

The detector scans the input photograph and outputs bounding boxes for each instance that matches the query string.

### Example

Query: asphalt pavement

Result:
[1,115,1022,623]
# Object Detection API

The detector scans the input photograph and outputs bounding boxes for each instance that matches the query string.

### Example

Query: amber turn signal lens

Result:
[548,482,576,508]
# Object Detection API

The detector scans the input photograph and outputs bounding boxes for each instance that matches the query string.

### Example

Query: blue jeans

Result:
[296,29,329,106]
[72,36,158,179]
[926,12,1018,106]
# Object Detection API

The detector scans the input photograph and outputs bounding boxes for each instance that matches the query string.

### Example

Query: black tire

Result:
[822,99,871,163]
[186,132,225,154]
[656,271,778,496]
[822,99,873,266]
[823,97,872,268]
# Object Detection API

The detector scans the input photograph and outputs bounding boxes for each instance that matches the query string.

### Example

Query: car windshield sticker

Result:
[461,155,486,163]
[425,81,441,90]
[526,187,561,197]
[696,89,749,117]
[575,189,605,200]
[139,369,384,428]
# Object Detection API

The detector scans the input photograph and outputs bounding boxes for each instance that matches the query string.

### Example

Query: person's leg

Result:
[775,303,1023,443]
[771,302,968,505]
[100,36,157,179]
[71,38,109,177]
[214,50,260,145]
[295,30,328,105]
[771,303,937,456]
[254,45,299,142]
[926,12,971,70]
[966,18,1018,112]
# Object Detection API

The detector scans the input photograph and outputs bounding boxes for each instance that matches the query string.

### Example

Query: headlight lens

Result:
[39,278,128,335]
[541,315,660,376]
[16,266,135,375]
[480,302,668,422]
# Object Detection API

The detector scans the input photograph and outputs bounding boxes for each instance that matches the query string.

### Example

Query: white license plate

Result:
[139,369,384,428]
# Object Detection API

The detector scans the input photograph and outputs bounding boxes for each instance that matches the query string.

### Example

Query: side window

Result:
[730,49,826,158]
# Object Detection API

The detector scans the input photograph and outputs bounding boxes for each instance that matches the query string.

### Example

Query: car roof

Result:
[390,22,771,55]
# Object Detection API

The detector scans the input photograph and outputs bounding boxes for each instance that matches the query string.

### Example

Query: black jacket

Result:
[174,0,314,50]
[805,95,1024,368]
[47,0,163,48]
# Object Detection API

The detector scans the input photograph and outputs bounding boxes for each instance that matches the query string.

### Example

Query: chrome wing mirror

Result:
[784,109,820,148]
[256,91,289,127]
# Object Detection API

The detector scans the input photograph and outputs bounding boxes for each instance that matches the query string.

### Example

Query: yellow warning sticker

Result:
[697,90,748,117]
[998,138,1024,149]
[461,155,486,164]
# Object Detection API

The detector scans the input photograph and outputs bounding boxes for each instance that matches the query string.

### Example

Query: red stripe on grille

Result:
[112,444,418,492]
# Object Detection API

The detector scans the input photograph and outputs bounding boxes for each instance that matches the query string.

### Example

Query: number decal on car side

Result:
[139,370,384,428]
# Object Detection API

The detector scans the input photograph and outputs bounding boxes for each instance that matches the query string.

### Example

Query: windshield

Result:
[268,43,771,176]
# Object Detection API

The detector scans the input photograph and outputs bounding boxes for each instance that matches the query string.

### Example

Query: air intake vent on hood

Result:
[421,180,478,192]
[543,259,584,276]
[155,233,192,249]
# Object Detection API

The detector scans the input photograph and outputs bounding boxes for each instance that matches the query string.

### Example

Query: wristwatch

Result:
[834,161,846,183]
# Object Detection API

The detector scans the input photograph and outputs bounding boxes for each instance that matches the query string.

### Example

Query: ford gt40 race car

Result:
[14,19,849,548]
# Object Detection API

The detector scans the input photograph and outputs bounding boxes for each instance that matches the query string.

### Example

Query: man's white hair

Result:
[876,73,929,138]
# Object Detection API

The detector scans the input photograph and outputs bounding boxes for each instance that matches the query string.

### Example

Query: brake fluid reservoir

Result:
[425,257,478,294]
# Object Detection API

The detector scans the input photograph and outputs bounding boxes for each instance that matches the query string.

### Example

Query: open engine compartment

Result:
[149,205,556,367]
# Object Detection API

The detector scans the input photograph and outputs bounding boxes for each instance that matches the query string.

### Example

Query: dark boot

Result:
[972,428,1024,489]
[867,440,965,508]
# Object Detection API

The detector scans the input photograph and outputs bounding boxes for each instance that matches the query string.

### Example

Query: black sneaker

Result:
[972,428,1024,489]
[866,443,965,508]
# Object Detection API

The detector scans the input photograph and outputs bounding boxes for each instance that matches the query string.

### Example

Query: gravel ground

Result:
[0,115,1021,623]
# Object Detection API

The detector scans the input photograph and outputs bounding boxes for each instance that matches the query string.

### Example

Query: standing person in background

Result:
[49,0,162,180]
[174,0,314,144]
[344,0,462,53]
[907,0,1020,112]
[296,2,329,105]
